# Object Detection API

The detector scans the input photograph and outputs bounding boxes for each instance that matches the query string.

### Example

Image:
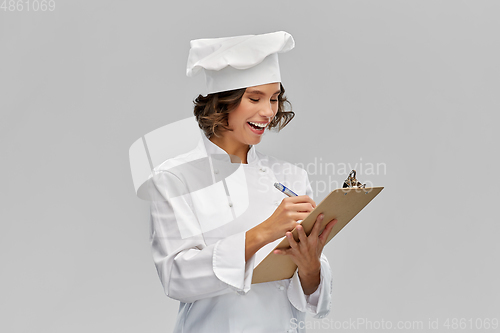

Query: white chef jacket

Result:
[148,134,332,333]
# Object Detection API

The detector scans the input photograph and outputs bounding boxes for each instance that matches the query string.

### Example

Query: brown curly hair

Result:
[193,83,294,138]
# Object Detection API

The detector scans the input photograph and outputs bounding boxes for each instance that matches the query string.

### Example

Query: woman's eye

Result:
[270,99,278,103]
[249,98,259,102]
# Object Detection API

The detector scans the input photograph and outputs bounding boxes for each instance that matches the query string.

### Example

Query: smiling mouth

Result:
[247,122,267,130]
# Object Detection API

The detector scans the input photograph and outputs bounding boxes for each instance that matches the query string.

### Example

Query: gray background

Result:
[1,1,499,332]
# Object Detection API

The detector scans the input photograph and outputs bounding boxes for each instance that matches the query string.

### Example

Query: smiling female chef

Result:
[148,31,337,333]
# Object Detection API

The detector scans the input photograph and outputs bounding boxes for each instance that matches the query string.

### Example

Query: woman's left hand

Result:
[273,214,337,295]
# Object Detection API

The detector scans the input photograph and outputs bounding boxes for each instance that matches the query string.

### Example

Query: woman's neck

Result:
[209,135,250,164]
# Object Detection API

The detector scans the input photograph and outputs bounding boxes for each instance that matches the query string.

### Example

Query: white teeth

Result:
[248,122,267,129]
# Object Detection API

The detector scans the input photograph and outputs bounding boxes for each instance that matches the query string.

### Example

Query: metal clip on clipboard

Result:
[343,170,366,189]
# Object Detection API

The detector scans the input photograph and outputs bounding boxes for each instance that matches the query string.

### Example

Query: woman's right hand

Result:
[259,195,316,244]
[245,195,316,262]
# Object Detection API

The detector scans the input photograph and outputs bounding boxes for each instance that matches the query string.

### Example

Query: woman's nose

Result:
[259,101,275,117]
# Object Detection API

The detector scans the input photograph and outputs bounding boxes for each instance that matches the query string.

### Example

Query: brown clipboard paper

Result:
[251,186,384,284]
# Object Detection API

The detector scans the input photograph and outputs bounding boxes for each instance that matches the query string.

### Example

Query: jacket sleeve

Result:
[287,253,332,318]
[148,170,255,303]
[286,168,333,318]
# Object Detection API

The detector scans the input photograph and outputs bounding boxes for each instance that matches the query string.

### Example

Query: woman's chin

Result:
[247,136,263,145]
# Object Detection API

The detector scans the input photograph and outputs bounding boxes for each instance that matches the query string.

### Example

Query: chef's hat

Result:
[186,31,295,95]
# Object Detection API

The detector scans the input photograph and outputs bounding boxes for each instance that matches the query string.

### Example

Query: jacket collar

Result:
[200,134,258,165]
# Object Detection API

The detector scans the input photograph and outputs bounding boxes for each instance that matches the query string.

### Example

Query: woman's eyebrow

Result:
[246,90,281,96]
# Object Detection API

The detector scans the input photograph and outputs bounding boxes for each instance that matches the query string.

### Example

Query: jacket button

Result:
[214,169,219,174]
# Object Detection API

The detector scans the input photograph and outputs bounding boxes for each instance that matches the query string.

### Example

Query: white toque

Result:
[186,31,295,94]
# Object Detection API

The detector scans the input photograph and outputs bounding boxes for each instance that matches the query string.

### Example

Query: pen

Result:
[274,182,298,197]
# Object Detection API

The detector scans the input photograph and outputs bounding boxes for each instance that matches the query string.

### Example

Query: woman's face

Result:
[225,82,281,147]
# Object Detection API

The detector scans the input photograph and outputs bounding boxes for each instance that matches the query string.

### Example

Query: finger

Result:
[319,219,337,245]
[292,202,315,213]
[306,196,317,209]
[274,248,291,256]
[310,214,324,238]
[292,212,313,222]
[296,225,307,244]
[286,195,316,208]
[286,231,298,249]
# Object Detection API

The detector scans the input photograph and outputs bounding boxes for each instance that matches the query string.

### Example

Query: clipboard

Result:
[251,177,384,284]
